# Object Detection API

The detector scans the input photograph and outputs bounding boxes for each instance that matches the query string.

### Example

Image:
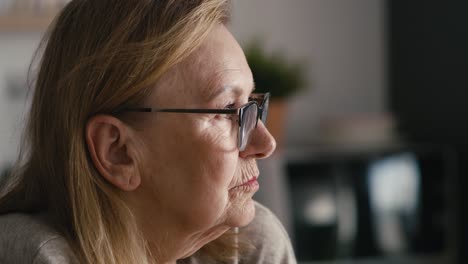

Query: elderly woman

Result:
[0,0,296,263]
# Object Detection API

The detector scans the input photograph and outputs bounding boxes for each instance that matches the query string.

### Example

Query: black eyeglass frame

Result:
[113,92,270,150]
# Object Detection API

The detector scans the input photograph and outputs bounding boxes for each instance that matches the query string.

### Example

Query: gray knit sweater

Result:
[0,202,296,263]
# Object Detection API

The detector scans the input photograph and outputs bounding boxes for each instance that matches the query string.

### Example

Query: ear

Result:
[86,115,141,191]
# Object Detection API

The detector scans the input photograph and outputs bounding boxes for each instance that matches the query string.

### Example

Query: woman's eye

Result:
[224,103,236,109]
[221,103,236,120]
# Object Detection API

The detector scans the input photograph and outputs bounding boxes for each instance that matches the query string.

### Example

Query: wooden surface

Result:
[0,13,56,31]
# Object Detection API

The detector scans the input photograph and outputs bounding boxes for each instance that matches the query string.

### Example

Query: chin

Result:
[226,196,256,227]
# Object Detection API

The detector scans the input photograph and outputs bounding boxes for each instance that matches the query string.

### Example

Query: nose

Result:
[239,121,276,159]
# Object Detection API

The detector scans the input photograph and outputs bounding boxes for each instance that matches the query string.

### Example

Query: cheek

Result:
[166,153,239,230]
[204,117,238,151]
[179,125,241,226]
[197,121,241,189]
[178,118,239,189]
[143,119,240,227]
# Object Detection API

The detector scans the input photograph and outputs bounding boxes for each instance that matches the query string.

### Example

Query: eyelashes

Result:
[224,103,236,109]
[218,92,253,109]
[215,94,252,120]
[222,103,236,120]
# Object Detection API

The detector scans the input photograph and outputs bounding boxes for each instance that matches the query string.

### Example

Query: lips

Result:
[239,176,258,187]
[230,175,259,192]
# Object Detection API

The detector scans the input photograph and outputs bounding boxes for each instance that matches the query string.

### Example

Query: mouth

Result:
[240,176,258,186]
[230,175,259,192]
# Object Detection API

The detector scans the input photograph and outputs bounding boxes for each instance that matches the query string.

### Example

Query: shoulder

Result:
[184,202,297,264]
[0,213,78,264]
[239,202,297,264]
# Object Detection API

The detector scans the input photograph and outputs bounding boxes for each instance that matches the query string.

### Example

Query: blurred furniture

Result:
[0,13,55,31]
[388,2,468,263]
[0,0,67,31]
[286,143,458,264]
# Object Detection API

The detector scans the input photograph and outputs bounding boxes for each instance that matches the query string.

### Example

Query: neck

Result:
[144,223,230,263]
[123,190,231,262]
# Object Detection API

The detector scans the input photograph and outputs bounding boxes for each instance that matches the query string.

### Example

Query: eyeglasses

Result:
[114,92,270,151]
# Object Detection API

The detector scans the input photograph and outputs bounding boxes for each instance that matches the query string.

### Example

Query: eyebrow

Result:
[202,78,256,102]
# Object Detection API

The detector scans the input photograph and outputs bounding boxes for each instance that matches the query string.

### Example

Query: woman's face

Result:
[130,25,276,237]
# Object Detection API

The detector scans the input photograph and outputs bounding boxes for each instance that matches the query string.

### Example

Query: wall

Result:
[0,32,42,169]
[229,0,387,146]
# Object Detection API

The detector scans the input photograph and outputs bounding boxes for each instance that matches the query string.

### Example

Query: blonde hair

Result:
[0,0,233,263]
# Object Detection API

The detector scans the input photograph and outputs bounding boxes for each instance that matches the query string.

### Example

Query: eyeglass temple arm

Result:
[113,107,238,114]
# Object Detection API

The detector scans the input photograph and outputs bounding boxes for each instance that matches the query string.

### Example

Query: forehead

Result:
[155,25,253,106]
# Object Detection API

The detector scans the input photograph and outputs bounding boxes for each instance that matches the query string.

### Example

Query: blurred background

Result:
[0,0,467,263]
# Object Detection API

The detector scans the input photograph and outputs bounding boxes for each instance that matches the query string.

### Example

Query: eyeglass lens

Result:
[239,104,257,151]
[238,95,269,151]
[260,96,269,124]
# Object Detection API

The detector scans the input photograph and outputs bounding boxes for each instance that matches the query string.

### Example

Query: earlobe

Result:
[86,115,141,191]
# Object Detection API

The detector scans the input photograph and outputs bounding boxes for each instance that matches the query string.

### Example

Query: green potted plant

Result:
[244,40,307,149]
